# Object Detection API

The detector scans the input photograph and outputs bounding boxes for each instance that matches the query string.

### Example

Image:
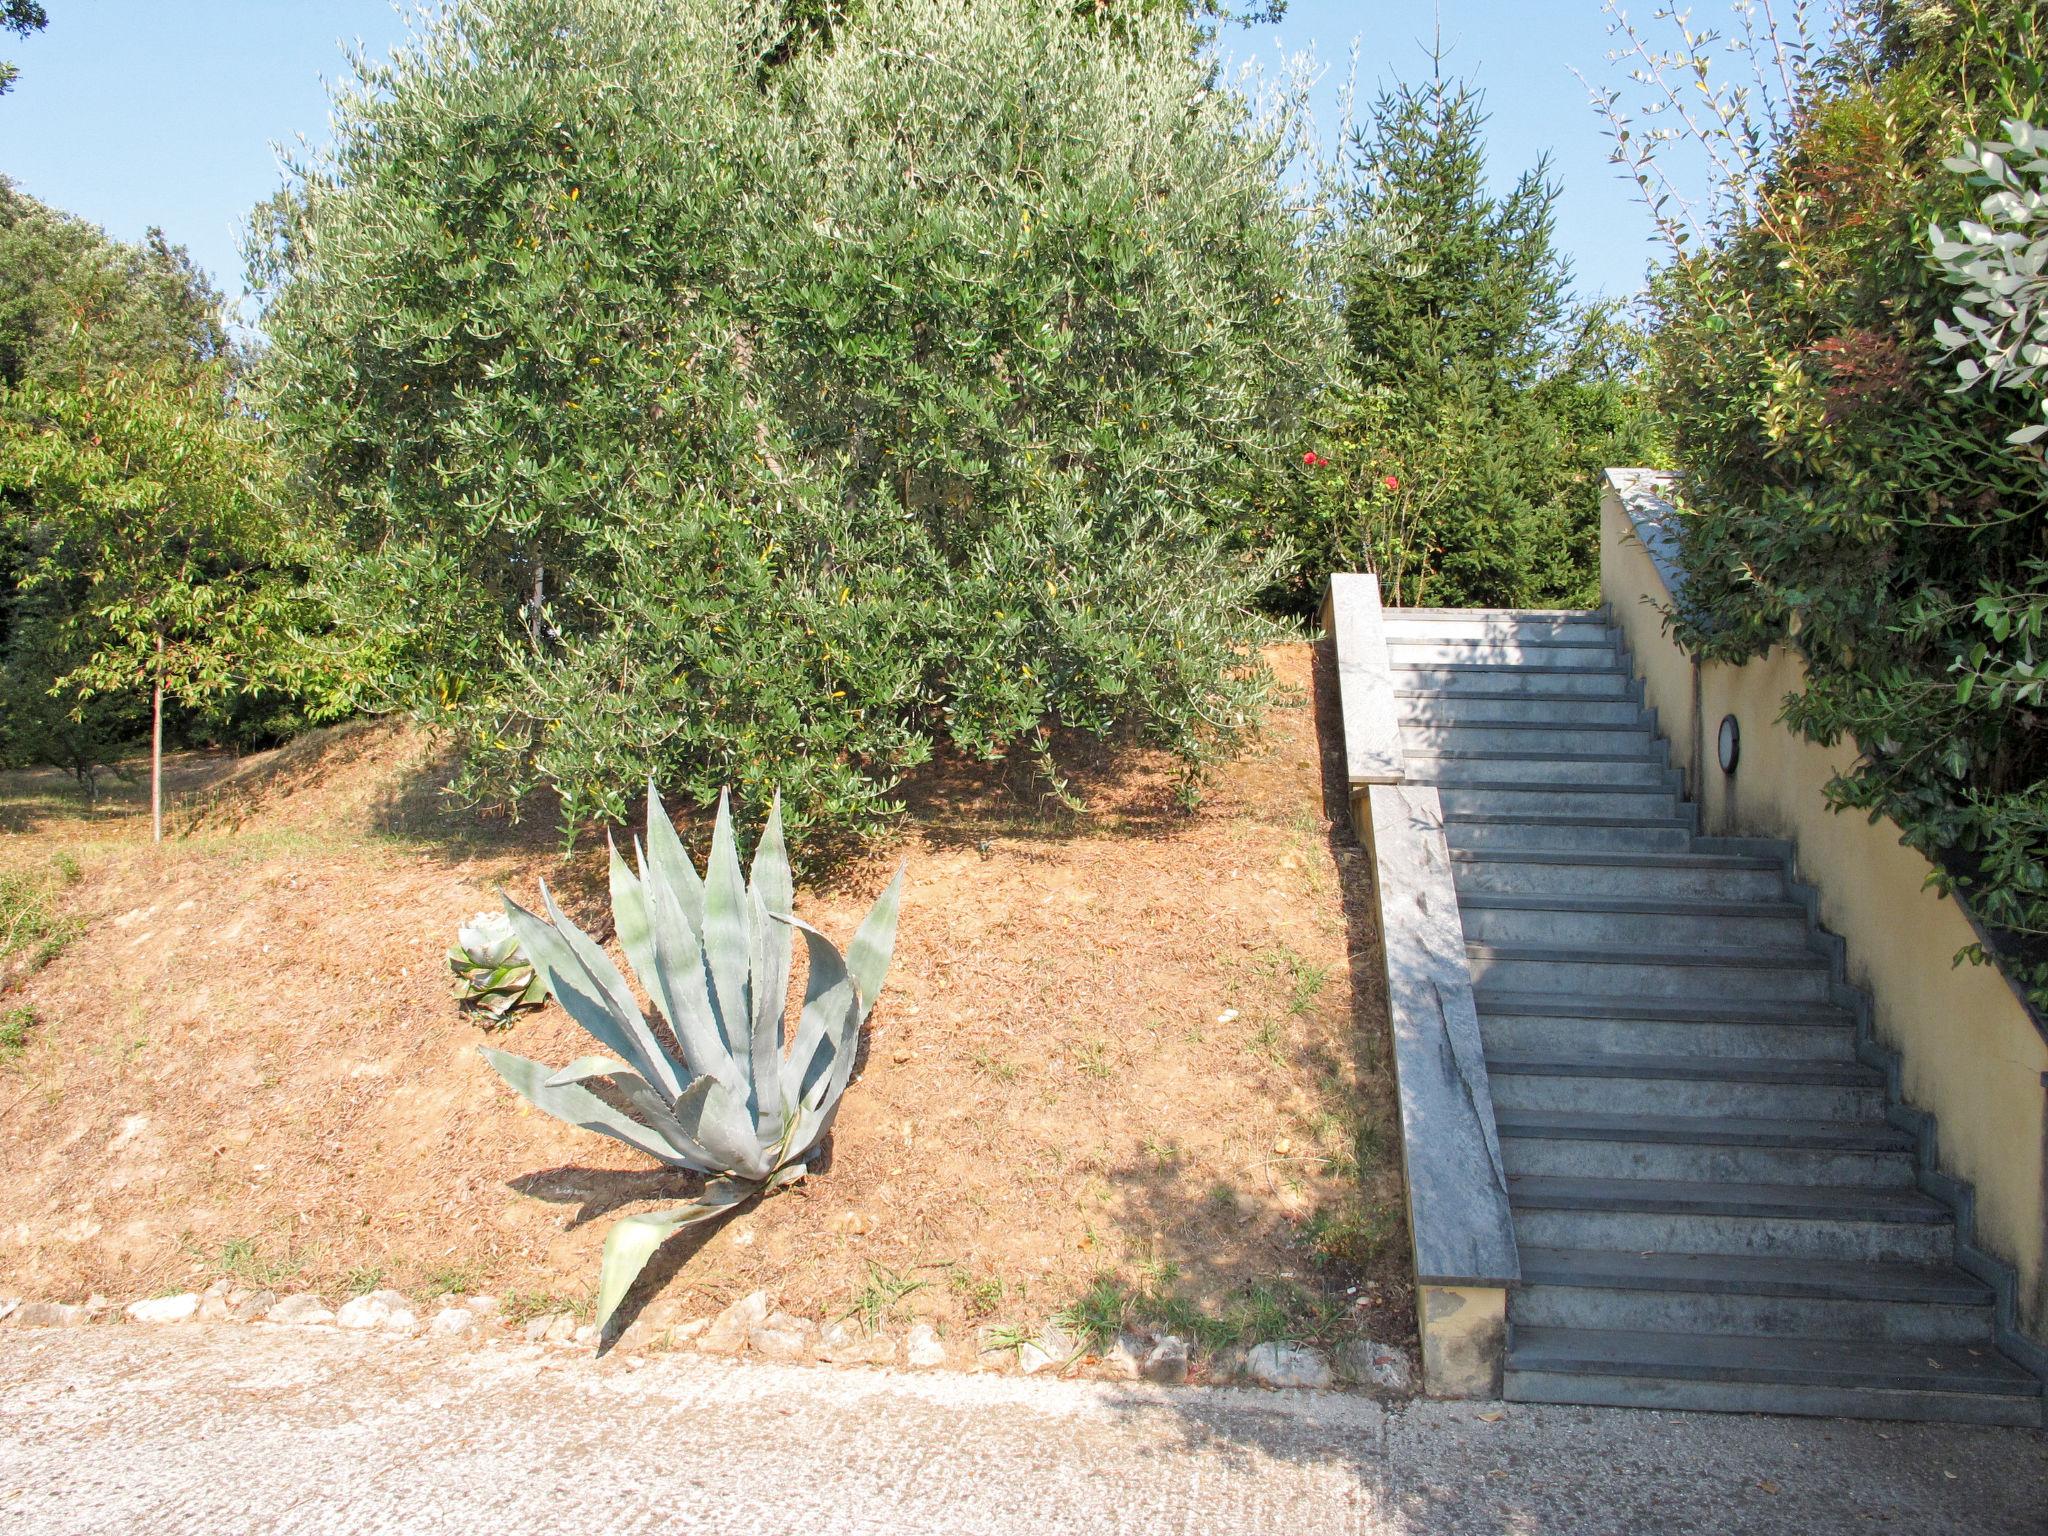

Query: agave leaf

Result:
[641,780,705,940]
[595,1177,760,1332]
[479,1046,702,1169]
[700,790,754,1061]
[669,1070,773,1179]
[545,1053,639,1088]
[845,864,905,1023]
[642,852,741,1092]
[535,880,684,1100]
[746,887,785,1133]
[544,1054,729,1169]
[773,914,862,1125]
[500,896,671,1088]
[748,790,796,1029]
[607,835,659,995]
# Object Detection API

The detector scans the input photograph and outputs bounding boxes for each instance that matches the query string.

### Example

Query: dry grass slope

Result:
[0,643,1409,1368]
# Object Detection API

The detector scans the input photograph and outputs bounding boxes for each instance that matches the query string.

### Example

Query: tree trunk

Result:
[151,631,164,845]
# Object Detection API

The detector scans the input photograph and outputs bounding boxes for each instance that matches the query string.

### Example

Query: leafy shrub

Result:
[481,785,901,1332]
[1928,119,2048,448]
[1616,0,2048,1005]
[253,0,1322,846]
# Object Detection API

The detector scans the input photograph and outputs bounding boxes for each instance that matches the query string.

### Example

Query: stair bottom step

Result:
[1505,1369,2044,1426]
[1504,1326,2041,1425]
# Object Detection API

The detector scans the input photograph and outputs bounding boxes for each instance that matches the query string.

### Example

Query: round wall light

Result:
[1717,713,1741,775]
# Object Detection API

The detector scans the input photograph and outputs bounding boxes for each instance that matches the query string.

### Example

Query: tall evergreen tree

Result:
[1287,66,1658,610]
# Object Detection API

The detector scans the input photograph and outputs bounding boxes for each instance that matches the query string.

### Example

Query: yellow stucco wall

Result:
[1601,482,2048,1341]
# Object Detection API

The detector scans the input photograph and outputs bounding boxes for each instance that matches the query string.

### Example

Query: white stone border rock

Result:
[0,1281,1415,1397]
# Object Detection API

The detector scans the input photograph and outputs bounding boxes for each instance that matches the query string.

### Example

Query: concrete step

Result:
[1387,637,1624,669]
[1467,944,1833,1003]
[1384,609,1607,643]
[1391,666,1639,699]
[1480,1008,1859,1062]
[1497,1108,1916,1185]
[1405,751,1673,788]
[1457,893,1811,949]
[1473,990,1853,1027]
[1452,849,1788,902]
[1488,1055,1886,1119]
[1401,721,1662,757]
[1397,693,1648,727]
[1508,1176,1957,1264]
[1505,1327,2043,1425]
[1438,784,1681,822]
[1514,1249,1994,1341]
[1444,817,1695,855]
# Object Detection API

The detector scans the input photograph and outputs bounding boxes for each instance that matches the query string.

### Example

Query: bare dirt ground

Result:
[0,642,1407,1369]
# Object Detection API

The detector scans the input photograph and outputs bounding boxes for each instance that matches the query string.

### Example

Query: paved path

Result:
[1,1327,2042,1534]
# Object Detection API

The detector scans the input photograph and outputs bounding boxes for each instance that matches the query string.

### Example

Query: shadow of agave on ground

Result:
[507,1166,706,1228]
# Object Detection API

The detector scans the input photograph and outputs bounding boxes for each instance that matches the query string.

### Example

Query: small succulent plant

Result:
[448,911,546,1021]
[481,782,902,1334]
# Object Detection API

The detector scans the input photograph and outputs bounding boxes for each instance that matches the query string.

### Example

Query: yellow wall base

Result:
[1602,476,2048,1342]
[1418,1285,1507,1399]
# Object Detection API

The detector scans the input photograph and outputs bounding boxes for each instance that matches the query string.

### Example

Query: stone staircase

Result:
[1386,605,2047,1425]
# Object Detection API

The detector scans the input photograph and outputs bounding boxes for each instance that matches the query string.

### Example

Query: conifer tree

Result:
[1296,64,1655,610]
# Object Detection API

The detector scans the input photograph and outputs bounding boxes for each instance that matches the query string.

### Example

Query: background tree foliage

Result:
[1639,0,2048,1004]
[1267,68,1659,612]
[252,0,1326,845]
[0,0,46,99]
[0,182,346,792]
[0,367,332,833]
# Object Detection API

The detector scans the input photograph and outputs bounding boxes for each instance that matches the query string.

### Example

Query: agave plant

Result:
[481,783,902,1333]
[448,910,547,1021]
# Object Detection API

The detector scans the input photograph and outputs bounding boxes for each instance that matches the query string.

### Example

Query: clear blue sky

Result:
[0,1,1663,308]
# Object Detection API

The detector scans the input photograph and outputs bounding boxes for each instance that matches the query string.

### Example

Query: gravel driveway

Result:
[2,1326,2042,1534]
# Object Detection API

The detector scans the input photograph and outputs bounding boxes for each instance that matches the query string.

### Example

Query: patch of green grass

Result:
[1054,1273,1132,1352]
[500,1289,589,1326]
[1353,1115,1386,1170]
[980,1322,1034,1353]
[1206,1181,1239,1212]
[840,1261,927,1332]
[1255,945,1330,1017]
[340,1264,387,1297]
[215,1237,302,1288]
[947,1267,1004,1319]
[1284,961,1330,1016]
[969,1050,1019,1083]
[1055,1265,1340,1356]
[1299,1197,1400,1272]
[1138,1135,1180,1170]
[0,864,80,975]
[421,1263,486,1299]
[1218,1280,1335,1347]
[1074,1039,1113,1080]
[1246,1016,1287,1067]
[0,1005,37,1064]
